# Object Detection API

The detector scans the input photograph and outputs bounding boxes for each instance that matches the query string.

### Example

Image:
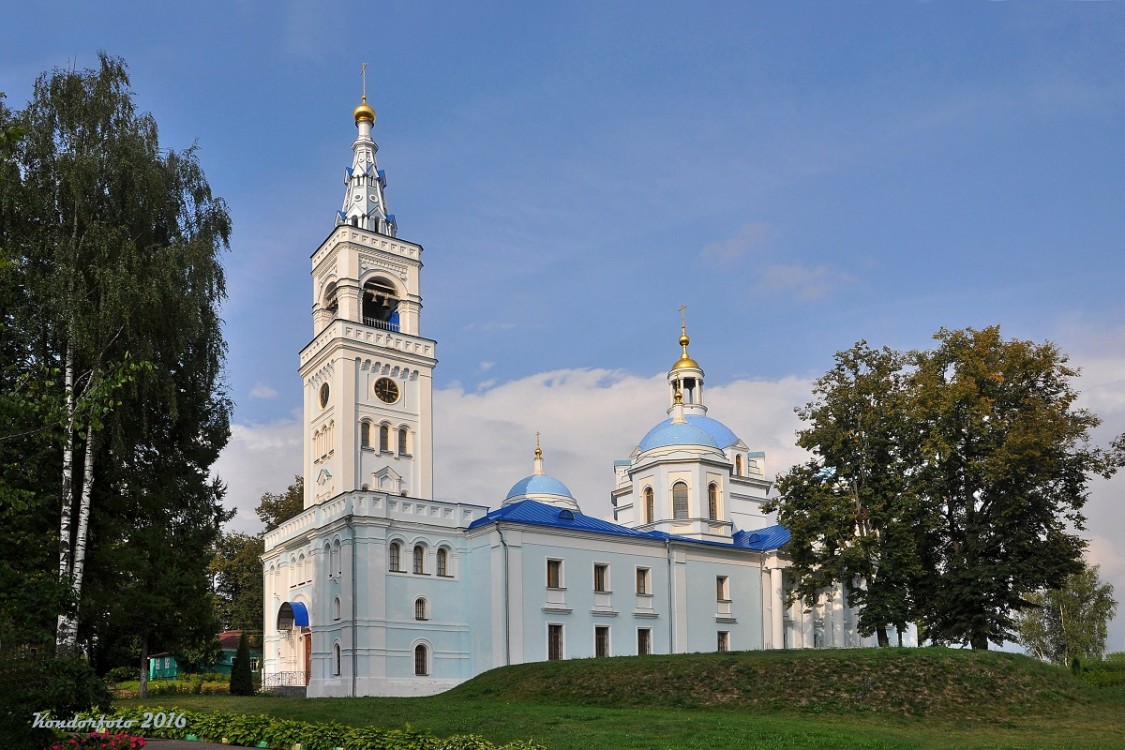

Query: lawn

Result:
[120,649,1125,750]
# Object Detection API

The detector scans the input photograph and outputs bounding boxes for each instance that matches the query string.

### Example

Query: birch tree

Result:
[4,53,232,657]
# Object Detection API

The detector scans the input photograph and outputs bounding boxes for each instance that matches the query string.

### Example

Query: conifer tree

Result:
[229,631,255,696]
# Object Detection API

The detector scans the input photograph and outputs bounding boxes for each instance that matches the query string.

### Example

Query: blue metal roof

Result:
[468,499,790,552]
[637,415,740,452]
[505,474,574,501]
[732,525,790,551]
[470,499,667,539]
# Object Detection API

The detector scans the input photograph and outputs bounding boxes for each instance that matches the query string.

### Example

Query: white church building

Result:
[261,93,871,698]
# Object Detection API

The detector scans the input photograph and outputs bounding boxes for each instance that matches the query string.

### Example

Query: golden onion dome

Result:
[671,329,700,370]
[354,96,376,124]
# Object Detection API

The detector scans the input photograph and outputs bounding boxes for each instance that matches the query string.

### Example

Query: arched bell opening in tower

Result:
[671,377,698,405]
[362,277,400,332]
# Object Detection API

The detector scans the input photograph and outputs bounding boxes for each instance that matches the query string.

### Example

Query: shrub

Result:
[0,651,111,750]
[104,666,138,684]
[79,706,547,750]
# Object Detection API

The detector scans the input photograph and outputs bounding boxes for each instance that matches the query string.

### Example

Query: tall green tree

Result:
[766,342,923,647]
[256,475,305,531]
[1016,563,1116,668]
[210,532,266,632]
[0,53,232,678]
[770,327,1122,651]
[909,327,1121,649]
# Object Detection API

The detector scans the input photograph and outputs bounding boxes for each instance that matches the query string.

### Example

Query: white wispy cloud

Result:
[700,222,774,265]
[250,383,280,399]
[758,263,856,301]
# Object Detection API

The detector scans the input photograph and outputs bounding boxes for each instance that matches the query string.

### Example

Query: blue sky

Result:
[5,2,1125,650]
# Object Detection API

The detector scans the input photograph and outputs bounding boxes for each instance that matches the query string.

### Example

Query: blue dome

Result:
[637,420,721,452]
[637,415,740,452]
[505,474,574,502]
[684,415,740,448]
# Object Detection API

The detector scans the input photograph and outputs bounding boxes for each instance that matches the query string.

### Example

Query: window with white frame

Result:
[672,481,689,519]
[636,567,651,595]
[593,563,609,593]
[595,626,610,657]
[413,545,425,574]
[716,575,730,602]
[547,559,563,589]
[389,542,402,572]
[437,547,449,577]
[548,624,564,660]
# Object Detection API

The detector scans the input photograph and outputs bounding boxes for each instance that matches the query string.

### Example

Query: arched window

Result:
[672,482,689,520]
[643,487,654,524]
[379,424,390,452]
[361,421,371,449]
[333,597,341,621]
[708,483,719,520]
[333,539,342,576]
[413,545,425,574]
[334,642,341,675]
[398,427,409,455]
[415,597,428,621]
[298,554,306,583]
[437,548,449,577]
[414,644,428,676]
[328,542,338,578]
[735,455,743,476]
[389,542,401,572]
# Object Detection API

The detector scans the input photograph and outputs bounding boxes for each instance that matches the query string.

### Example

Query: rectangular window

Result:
[389,543,401,572]
[716,575,730,601]
[547,559,563,589]
[595,626,610,658]
[593,563,609,592]
[548,624,564,660]
[635,567,650,595]
[637,628,651,656]
[718,631,730,652]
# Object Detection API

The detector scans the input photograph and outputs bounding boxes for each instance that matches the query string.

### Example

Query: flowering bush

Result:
[48,731,145,749]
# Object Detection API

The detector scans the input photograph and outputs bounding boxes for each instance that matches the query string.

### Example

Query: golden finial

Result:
[672,304,700,371]
[353,62,376,124]
[534,431,543,460]
[673,385,684,405]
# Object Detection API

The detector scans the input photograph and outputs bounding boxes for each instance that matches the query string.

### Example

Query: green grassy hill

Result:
[449,647,1082,720]
[125,648,1125,750]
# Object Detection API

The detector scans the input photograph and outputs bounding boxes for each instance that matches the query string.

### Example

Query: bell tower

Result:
[298,77,436,508]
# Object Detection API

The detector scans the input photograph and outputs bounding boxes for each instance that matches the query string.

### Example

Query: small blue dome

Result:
[505,474,574,501]
[637,420,721,452]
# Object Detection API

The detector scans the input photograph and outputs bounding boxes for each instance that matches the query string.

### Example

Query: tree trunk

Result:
[56,344,76,653]
[876,626,890,647]
[970,632,989,650]
[139,635,150,699]
[57,425,96,653]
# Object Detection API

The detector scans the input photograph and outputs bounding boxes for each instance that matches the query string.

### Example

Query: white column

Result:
[770,567,784,650]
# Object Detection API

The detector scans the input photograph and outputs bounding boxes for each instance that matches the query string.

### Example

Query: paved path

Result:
[145,739,259,750]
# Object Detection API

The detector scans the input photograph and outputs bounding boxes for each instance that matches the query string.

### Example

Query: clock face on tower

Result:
[374,377,399,404]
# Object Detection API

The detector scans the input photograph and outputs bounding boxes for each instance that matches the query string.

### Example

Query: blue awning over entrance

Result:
[290,601,309,627]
